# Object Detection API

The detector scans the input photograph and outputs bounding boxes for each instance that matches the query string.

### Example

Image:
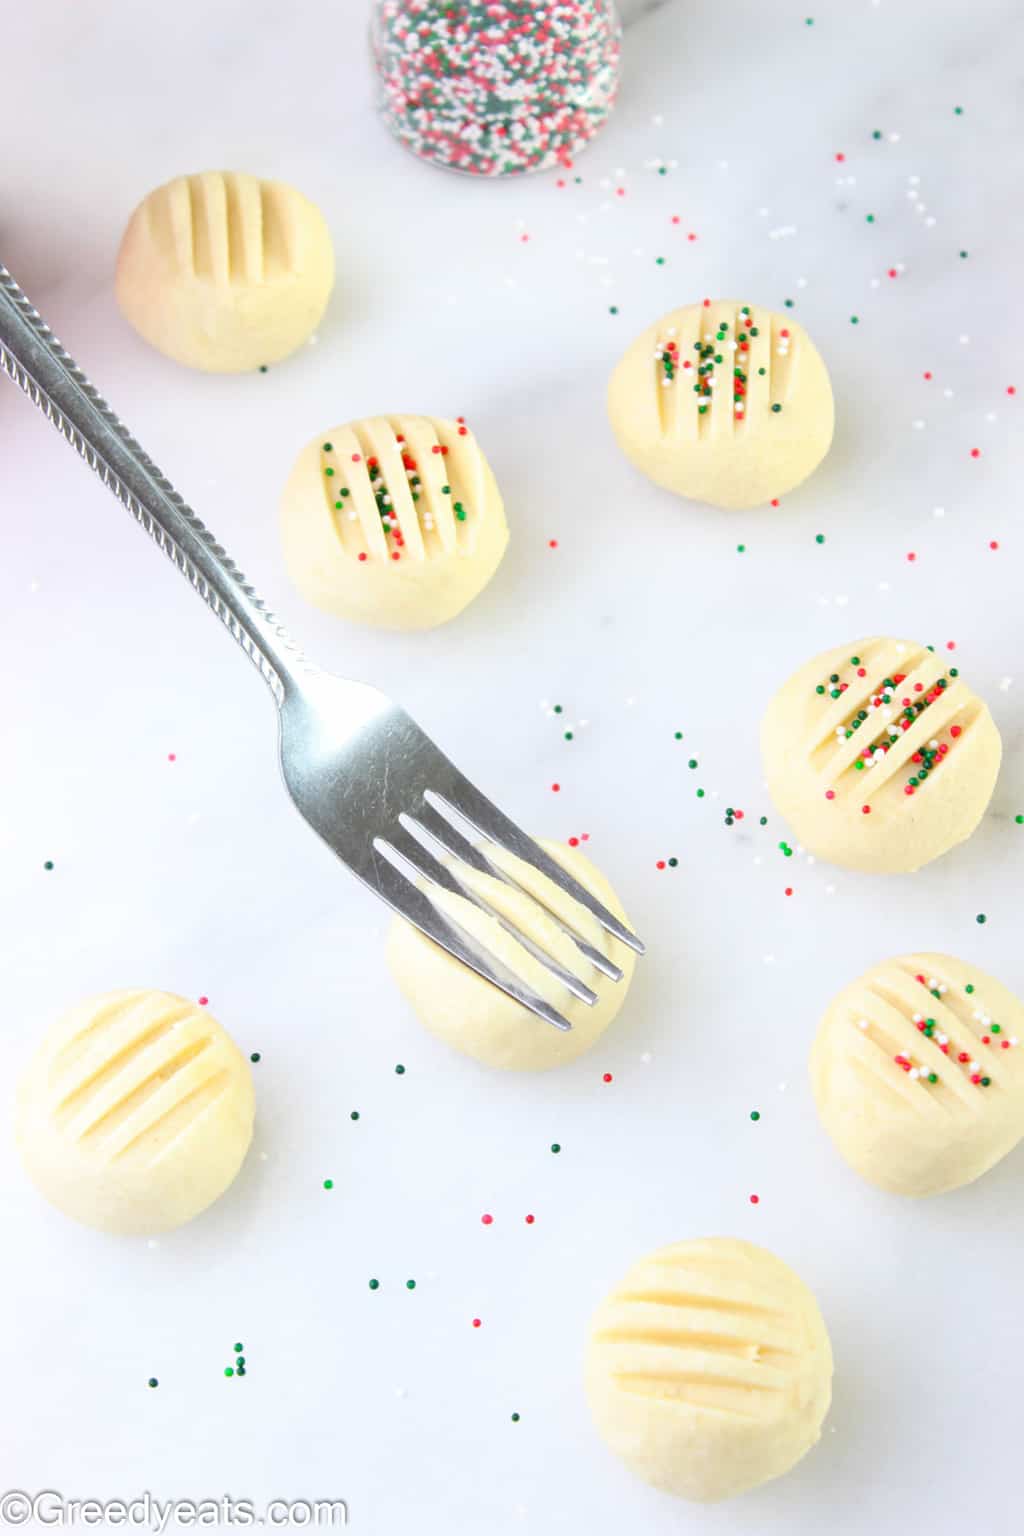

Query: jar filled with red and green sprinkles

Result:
[371,0,622,177]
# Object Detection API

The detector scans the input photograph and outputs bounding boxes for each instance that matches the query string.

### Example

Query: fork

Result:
[0,264,644,1032]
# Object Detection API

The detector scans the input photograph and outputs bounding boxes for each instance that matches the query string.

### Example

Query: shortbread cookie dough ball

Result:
[281,414,509,629]
[761,637,1001,873]
[16,989,255,1234]
[586,1237,833,1503]
[386,838,635,1069]
[811,953,1024,1197]
[116,171,334,372]
[608,300,833,509]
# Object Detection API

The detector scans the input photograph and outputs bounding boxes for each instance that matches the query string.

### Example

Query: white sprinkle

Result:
[999,676,1013,691]
[933,506,945,518]
[959,335,970,345]
[640,1051,652,1064]
[857,1018,869,1031]
[913,420,925,429]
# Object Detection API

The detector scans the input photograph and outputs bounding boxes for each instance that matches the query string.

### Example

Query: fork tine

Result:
[411,800,625,983]
[398,814,600,1007]
[368,854,573,1032]
[425,785,645,955]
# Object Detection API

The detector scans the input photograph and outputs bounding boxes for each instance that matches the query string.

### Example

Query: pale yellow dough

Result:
[386,839,635,1070]
[607,300,834,509]
[586,1237,833,1503]
[116,170,334,372]
[281,414,509,630]
[761,636,1001,873]
[811,953,1024,1196]
[16,989,255,1234]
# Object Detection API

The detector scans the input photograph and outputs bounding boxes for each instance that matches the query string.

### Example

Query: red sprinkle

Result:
[603,1073,613,1083]
[656,860,666,870]
[358,552,368,562]
[862,805,872,815]
[784,887,793,896]
[1008,386,1017,396]
[907,551,917,562]
[198,996,208,1006]
[568,836,580,847]
[923,371,933,381]
[950,725,963,738]
[825,790,835,800]
[970,448,981,458]
[749,1194,760,1205]
[472,1318,482,1327]
[551,783,560,792]
[990,540,1000,550]
[548,539,559,549]
[525,1214,535,1224]
[481,1214,493,1226]
[167,753,176,762]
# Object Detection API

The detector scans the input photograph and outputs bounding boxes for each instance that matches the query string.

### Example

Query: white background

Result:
[2,1,1023,1531]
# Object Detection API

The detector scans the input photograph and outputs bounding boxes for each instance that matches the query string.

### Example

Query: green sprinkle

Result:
[866,213,875,223]
[323,442,333,452]
[258,365,268,373]
[976,914,987,924]
[350,1110,360,1120]
[147,1378,158,1388]
[784,298,794,308]
[325,467,335,477]
[406,1279,416,1290]
[234,1343,243,1353]
[236,1356,246,1367]
[981,1075,992,1086]
[655,256,666,265]
[323,1178,334,1190]
[750,1110,760,1122]
[696,788,705,798]
[667,857,678,868]
[992,1024,1002,1034]
[441,485,451,495]
[224,1368,234,1378]
[872,130,882,139]
[609,305,619,315]
[815,533,825,544]
[511,1413,521,1422]
[850,315,860,324]
[954,105,964,115]
[564,731,573,741]
[805,15,814,23]
[395,1064,406,1075]
[688,759,698,769]
[960,250,968,259]
[771,403,782,413]
[928,1073,938,1084]
[369,1279,380,1291]
[966,984,975,994]
[1015,815,1023,825]
[550,1143,561,1154]
[250,1051,261,1062]
[674,730,683,740]
[43,860,54,871]
[737,543,746,553]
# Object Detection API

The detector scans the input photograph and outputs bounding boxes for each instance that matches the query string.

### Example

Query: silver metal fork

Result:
[0,264,643,1032]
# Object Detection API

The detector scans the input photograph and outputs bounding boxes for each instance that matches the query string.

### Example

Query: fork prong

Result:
[412,800,624,984]
[399,814,600,1007]
[368,855,573,1032]
[425,785,645,956]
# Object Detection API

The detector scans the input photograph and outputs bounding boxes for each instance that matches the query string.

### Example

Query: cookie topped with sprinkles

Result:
[371,0,621,177]
[279,414,509,629]
[608,300,834,509]
[812,954,1024,1196]
[762,637,1001,873]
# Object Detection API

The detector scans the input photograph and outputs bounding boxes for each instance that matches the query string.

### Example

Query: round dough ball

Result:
[811,953,1024,1196]
[281,414,509,629]
[761,636,1001,873]
[586,1237,833,1503]
[116,170,334,372]
[608,300,833,509]
[386,838,635,1069]
[16,989,255,1234]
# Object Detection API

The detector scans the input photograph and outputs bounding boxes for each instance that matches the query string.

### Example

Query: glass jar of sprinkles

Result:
[371,0,622,177]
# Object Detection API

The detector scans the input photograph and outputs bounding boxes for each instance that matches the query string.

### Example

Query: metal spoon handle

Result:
[0,262,302,702]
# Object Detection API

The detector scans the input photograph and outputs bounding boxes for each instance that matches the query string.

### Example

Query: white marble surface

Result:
[1,1,1023,1533]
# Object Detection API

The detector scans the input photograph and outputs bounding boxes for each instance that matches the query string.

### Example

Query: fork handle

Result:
[0,263,303,702]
